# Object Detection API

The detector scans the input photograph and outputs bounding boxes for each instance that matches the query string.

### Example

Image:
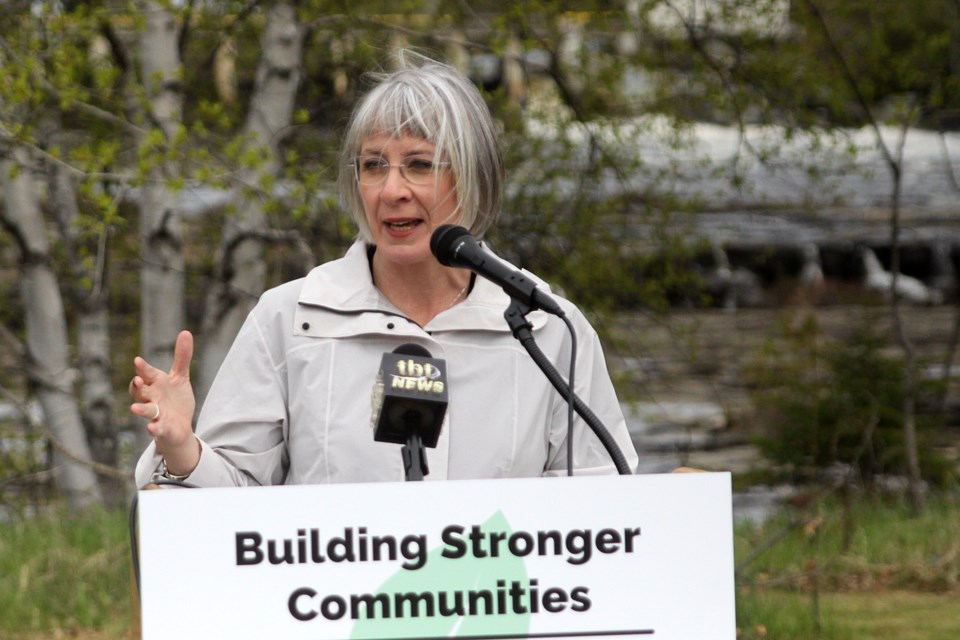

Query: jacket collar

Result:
[296,241,550,336]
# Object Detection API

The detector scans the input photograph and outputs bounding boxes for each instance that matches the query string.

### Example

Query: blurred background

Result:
[0,1,958,638]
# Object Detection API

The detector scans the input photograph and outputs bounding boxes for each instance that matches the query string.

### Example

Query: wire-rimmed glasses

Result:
[350,155,451,186]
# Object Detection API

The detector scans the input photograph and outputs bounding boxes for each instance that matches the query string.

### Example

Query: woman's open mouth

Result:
[384,219,421,233]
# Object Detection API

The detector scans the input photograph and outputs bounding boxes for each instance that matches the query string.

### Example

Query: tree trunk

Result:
[802,0,927,510]
[0,150,103,510]
[197,2,306,403]
[48,160,122,504]
[135,2,187,453]
[887,146,927,512]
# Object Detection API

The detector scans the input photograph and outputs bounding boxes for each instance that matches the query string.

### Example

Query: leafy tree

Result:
[627,0,960,509]
[2,0,956,511]
[745,312,949,487]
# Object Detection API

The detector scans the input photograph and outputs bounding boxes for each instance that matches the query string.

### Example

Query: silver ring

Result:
[151,404,161,421]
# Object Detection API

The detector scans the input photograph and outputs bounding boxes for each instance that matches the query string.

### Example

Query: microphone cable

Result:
[505,300,633,476]
[563,314,577,477]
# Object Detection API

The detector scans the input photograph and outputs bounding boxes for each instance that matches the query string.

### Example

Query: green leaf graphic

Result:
[350,511,530,639]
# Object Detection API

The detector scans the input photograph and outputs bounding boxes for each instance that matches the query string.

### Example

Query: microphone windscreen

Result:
[431,224,472,266]
[392,343,432,358]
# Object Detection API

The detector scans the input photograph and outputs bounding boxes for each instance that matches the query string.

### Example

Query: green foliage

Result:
[2,0,958,517]
[790,0,960,125]
[0,423,48,512]
[735,494,960,637]
[7,0,947,336]
[627,0,960,129]
[0,507,132,637]
[736,494,960,592]
[744,312,950,486]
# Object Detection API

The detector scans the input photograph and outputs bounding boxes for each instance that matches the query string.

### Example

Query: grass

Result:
[824,591,960,639]
[735,492,960,639]
[737,589,960,640]
[0,507,132,639]
[0,493,957,639]
[735,492,960,593]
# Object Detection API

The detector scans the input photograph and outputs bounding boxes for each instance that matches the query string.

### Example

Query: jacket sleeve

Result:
[195,307,290,487]
[134,304,290,488]
[542,314,639,477]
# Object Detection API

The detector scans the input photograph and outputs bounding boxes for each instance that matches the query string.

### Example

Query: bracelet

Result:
[160,458,192,481]
[159,438,201,481]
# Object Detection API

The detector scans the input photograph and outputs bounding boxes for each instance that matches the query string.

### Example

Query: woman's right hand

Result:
[129,330,200,476]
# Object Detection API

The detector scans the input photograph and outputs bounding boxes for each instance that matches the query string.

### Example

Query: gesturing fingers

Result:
[129,330,197,443]
[133,355,163,385]
[170,330,194,381]
[130,400,160,423]
[128,375,147,403]
[131,330,193,396]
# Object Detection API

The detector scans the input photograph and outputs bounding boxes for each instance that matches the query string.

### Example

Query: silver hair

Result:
[338,51,503,242]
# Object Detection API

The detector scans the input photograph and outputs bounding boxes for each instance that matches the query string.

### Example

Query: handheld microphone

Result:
[371,344,448,448]
[430,225,566,317]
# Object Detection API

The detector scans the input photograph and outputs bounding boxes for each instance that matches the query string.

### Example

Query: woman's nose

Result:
[379,165,411,199]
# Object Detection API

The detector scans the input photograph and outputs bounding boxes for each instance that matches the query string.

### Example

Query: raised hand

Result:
[129,330,200,475]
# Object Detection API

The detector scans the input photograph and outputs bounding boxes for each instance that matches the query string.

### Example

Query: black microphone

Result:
[371,344,448,448]
[430,225,566,317]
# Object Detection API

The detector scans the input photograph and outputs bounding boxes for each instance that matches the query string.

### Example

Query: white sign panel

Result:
[137,473,735,639]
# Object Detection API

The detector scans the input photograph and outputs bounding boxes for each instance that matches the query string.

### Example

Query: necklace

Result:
[446,283,468,309]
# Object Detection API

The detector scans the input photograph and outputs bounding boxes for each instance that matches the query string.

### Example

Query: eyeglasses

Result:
[350,155,451,186]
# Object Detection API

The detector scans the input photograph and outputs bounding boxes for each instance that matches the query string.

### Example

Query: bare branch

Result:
[0,384,129,481]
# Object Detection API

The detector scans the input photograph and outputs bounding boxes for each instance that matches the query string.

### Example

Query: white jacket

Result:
[135,241,638,487]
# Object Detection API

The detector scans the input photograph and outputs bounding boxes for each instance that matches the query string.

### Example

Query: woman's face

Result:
[358,132,459,267]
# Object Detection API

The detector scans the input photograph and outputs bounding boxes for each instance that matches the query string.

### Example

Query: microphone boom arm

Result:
[504,299,634,476]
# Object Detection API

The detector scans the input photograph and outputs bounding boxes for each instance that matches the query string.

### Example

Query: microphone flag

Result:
[371,344,448,448]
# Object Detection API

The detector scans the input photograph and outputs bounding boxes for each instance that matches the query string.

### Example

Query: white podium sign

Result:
[138,473,735,639]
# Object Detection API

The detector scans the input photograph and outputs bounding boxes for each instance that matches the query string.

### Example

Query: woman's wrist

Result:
[160,436,202,478]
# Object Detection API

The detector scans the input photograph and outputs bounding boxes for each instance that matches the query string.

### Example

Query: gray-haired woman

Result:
[130,53,638,487]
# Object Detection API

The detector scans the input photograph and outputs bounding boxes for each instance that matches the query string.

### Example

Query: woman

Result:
[131,53,638,487]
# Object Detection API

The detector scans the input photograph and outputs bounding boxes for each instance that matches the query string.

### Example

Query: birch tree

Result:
[0,6,132,508]
[135,2,187,453]
[2,1,953,512]
[0,3,319,505]
[47,156,123,502]
[197,1,308,402]
[0,148,103,511]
